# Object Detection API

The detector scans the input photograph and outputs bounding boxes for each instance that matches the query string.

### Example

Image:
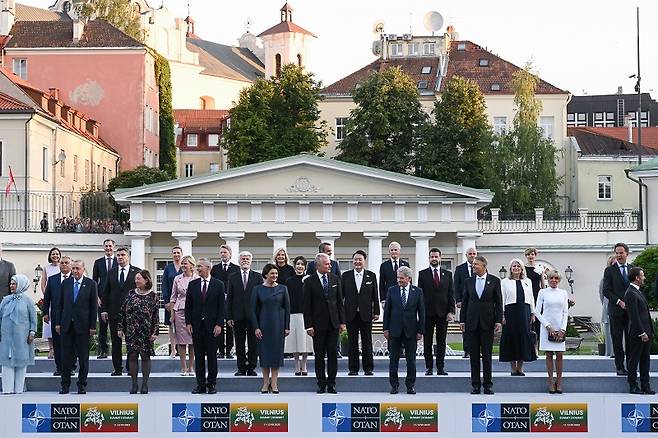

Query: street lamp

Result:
[33,264,43,293]
[564,266,576,308]
[498,266,507,279]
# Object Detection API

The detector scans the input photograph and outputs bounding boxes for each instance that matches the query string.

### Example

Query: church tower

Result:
[258,2,315,78]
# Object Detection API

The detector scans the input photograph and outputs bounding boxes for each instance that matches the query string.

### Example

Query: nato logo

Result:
[172,403,230,433]
[322,403,351,432]
[472,403,502,433]
[622,404,658,433]
[22,404,52,433]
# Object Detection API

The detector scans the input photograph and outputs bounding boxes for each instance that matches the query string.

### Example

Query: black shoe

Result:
[390,385,399,394]
[192,386,206,394]
[484,387,495,395]
[294,371,302,376]
[630,386,643,394]
[364,371,374,376]
[470,387,481,395]
[59,386,69,395]
[111,370,122,376]
[234,371,246,376]
[317,386,326,394]
[130,383,138,394]
[327,385,337,394]
[140,382,149,394]
[463,353,470,358]
[246,370,258,376]
[348,371,358,376]
[643,388,656,395]
[97,352,108,359]
[407,387,416,394]
[425,369,433,376]
[207,386,216,394]
[70,370,75,376]
[218,352,225,359]
[437,369,448,376]
[77,386,87,395]
[53,371,61,376]
[226,353,234,359]
[617,369,629,376]
[301,371,308,376]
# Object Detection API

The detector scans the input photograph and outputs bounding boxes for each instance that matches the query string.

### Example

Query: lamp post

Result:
[498,266,507,279]
[33,264,43,293]
[564,265,576,308]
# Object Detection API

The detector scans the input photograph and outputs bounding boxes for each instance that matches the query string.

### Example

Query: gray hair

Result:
[60,255,72,262]
[474,255,488,267]
[389,241,401,250]
[197,257,212,268]
[239,251,252,259]
[315,253,330,264]
[72,259,85,267]
[397,266,413,279]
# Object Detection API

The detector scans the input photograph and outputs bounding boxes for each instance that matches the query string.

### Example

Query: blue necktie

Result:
[322,274,329,296]
[476,278,484,298]
[401,287,407,308]
[620,265,629,285]
[73,281,80,302]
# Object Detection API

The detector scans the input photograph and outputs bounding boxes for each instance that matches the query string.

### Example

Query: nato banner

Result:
[22,403,138,433]
[622,404,658,433]
[322,402,438,433]
[472,403,587,433]
[172,403,288,432]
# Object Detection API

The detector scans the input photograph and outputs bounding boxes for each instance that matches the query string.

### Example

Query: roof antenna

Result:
[187,0,191,17]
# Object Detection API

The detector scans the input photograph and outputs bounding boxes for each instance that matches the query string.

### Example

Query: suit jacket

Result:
[226,270,263,322]
[43,272,68,324]
[92,255,117,300]
[418,267,455,317]
[185,276,225,332]
[379,259,410,302]
[0,259,17,300]
[453,262,473,303]
[602,263,633,317]
[342,269,380,322]
[625,285,654,339]
[210,262,240,288]
[460,274,503,332]
[56,276,98,334]
[306,259,341,277]
[383,285,425,338]
[303,272,345,330]
[101,264,140,319]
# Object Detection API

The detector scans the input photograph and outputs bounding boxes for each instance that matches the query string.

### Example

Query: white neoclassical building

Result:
[112,154,492,277]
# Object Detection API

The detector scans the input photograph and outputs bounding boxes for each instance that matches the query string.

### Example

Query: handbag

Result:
[547,330,564,342]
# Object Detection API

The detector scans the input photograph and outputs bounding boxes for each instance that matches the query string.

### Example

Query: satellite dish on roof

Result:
[372,40,382,56]
[423,11,443,35]
[372,19,385,35]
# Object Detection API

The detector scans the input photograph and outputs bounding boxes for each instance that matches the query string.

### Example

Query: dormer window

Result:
[187,134,198,147]
[418,80,429,90]
[423,42,435,56]
[457,43,466,51]
[490,83,501,91]
[391,43,403,57]
[479,58,489,67]
[421,66,432,74]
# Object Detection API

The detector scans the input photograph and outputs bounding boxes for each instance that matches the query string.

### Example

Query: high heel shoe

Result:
[140,382,149,394]
[547,378,556,394]
[130,381,138,394]
[271,386,279,394]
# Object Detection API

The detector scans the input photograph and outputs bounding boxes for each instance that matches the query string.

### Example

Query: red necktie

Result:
[433,268,440,287]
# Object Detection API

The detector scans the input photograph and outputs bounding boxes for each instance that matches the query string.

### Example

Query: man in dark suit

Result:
[210,244,240,359]
[460,255,502,395]
[306,242,341,276]
[100,246,140,376]
[418,248,455,376]
[92,239,116,359]
[226,251,263,376]
[342,250,379,375]
[602,242,633,375]
[55,260,97,394]
[383,266,425,394]
[379,242,410,304]
[0,243,17,300]
[453,247,477,358]
[625,267,655,394]
[43,256,73,376]
[186,258,225,394]
[303,253,346,394]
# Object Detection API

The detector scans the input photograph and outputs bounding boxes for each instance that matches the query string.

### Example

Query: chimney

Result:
[73,18,85,43]
[0,0,15,36]
[617,86,623,95]
[625,115,633,142]
[48,87,59,100]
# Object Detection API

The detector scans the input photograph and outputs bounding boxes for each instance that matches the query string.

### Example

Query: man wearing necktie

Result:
[603,242,634,375]
[55,260,97,395]
[460,256,502,395]
[379,242,410,305]
[383,266,425,394]
[454,248,478,358]
[418,248,455,376]
[92,239,117,359]
[44,256,75,376]
[211,245,240,359]
[303,253,346,394]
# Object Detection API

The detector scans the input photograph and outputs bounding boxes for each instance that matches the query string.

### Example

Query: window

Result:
[275,53,281,77]
[627,111,649,127]
[390,43,403,57]
[102,167,107,189]
[567,112,588,127]
[108,169,112,182]
[187,134,198,147]
[478,58,489,67]
[417,80,429,90]
[59,149,65,177]
[540,116,554,140]
[208,134,220,147]
[62,1,71,13]
[597,176,612,200]
[0,140,3,176]
[408,42,419,56]
[422,42,435,55]
[421,66,432,74]
[184,163,194,178]
[96,164,100,188]
[42,147,48,181]
[73,155,78,182]
[493,116,507,135]
[297,53,302,67]
[12,59,27,80]
[335,117,347,141]
[457,43,466,51]
[490,83,501,91]
[593,112,614,127]
[85,159,90,185]
[209,163,220,174]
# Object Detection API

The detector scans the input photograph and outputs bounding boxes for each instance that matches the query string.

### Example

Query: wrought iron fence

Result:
[478,209,639,233]
[0,191,129,233]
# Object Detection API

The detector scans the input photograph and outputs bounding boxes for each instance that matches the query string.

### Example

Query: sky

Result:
[21,0,658,96]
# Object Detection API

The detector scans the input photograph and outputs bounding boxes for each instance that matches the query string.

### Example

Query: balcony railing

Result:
[478,208,639,233]
[0,191,129,233]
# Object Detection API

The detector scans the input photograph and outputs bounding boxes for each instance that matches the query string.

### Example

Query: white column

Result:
[172,231,197,257]
[363,231,388,274]
[267,231,293,255]
[220,232,245,264]
[315,232,341,260]
[411,232,435,279]
[124,231,151,270]
[456,232,483,264]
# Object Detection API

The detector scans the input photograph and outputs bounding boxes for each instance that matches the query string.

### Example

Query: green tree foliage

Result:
[486,64,562,214]
[336,67,427,173]
[632,246,658,309]
[223,64,328,167]
[419,76,490,187]
[80,190,115,219]
[73,0,145,42]
[154,53,177,179]
[107,165,171,192]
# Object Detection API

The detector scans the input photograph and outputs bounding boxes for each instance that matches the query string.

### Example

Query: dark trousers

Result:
[192,328,219,388]
[313,327,339,387]
[627,335,651,390]
[424,315,448,370]
[97,308,109,354]
[347,317,373,373]
[467,328,494,389]
[234,320,257,372]
[108,318,124,372]
[610,313,629,371]
[218,323,234,355]
[389,331,417,389]
[60,326,89,389]
[52,328,63,373]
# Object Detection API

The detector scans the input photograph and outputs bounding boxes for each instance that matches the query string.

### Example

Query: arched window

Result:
[62,1,71,13]
[275,53,282,77]
[297,53,302,67]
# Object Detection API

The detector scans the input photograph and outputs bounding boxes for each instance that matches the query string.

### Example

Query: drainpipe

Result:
[23,114,33,231]
[625,168,649,245]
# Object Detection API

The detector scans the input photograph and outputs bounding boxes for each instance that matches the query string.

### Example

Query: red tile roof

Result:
[0,91,33,111]
[568,127,658,156]
[174,109,229,131]
[574,127,658,150]
[258,21,315,38]
[7,19,144,48]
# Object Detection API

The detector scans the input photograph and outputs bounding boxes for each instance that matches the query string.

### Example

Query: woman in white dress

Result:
[284,256,313,375]
[40,247,61,359]
[535,270,569,394]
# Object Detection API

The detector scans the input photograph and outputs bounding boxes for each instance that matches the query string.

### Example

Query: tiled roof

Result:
[186,38,264,82]
[0,35,12,47]
[322,57,442,96]
[258,21,315,38]
[575,127,658,150]
[15,3,69,21]
[174,109,229,131]
[568,127,658,156]
[0,91,33,111]
[7,19,144,48]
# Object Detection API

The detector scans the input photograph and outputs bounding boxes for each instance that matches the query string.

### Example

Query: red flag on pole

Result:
[5,166,16,198]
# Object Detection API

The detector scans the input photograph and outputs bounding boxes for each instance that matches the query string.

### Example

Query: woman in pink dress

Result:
[170,255,198,375]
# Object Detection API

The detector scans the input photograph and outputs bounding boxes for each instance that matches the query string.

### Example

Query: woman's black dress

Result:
[499,280,537,362]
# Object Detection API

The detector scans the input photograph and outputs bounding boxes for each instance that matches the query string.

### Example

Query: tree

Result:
[223,64,328,167]
[632,246,658,309]
[419,76,491,187]
[485,64,562,214]
[154,53,177,179]
[336,67,427,173]
[73,0,145,42]
[107,165,171,192]
[80,190,115,219]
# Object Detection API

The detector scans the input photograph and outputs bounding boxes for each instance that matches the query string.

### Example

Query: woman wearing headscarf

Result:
[0,275,37,394]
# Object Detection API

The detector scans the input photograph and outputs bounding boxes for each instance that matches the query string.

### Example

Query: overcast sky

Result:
[23,0,657,96]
